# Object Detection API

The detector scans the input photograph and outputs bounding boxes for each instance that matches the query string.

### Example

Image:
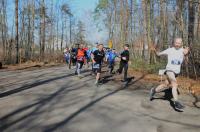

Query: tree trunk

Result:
[61,15,64,51]
[188,0,197,79]
[15,0,19,64]
[142,0,148,61]
[40,0,45,61]
[188,0,194,46]
[31,0,35,60]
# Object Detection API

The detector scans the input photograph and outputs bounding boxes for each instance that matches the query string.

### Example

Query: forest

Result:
[0,0,200,79]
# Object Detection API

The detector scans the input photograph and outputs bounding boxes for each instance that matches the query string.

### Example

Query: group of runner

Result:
[63,43,130,85]
[64,37,190,111]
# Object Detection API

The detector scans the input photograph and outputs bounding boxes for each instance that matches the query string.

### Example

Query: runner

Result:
[105,48,111,62]
[91,42,99,53]
[83,46,89,67]
[107,49,118,74]
[91,42,99,74]
[70,45,78,68]
[86,46,92,68]
[116,44,130,82]
[64,47,70,65]
[91,43,105,85]
[149,38,189,111]
[75,43,87,78]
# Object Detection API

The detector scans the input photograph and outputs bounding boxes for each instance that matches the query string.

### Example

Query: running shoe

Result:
[174,101,185,110]
[150,87,156,101]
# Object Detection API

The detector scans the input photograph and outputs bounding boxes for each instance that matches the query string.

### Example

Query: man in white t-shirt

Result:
[150,38,189,111]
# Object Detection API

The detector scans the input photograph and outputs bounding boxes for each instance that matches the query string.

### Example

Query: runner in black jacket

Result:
[117,44,130,82]
[91,44,105,85]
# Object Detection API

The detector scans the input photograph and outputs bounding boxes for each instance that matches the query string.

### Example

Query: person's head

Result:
[98,44,104,51]
[63,49,67,53]
[174,38,183,49]
[79,43,84,49]
[103,47,106,51]
[112,49,116,53]
[95,42,99,48]
[75,44,79,48]
[124,44,129,50]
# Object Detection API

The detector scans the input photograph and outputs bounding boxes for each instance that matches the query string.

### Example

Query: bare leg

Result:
[166,72,178,101]
[96,73,100,81]
[155,72,178,101]
[155,79,170,92]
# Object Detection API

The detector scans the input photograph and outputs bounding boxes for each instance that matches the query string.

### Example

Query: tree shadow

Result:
[43,75,144,132]
[0,68,65,91]
[98,75,114,84]
[43,88,123,131]
[192,94,200,109]
[0,72,77,98]
[122,75,144,89]
[151,89,183,112]
[0,74,74,98]
[0,82,85,131]
[139,112,200,128]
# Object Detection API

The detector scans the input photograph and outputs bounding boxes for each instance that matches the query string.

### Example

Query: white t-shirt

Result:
[158,47,184,74]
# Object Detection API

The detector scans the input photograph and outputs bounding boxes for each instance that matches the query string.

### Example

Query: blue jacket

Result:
[108,52,118,62]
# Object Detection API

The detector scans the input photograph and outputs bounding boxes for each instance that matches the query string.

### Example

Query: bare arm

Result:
[183,47,190,55]
[151,46,167,56]
[91,53,96,63]
[153,49,161,56]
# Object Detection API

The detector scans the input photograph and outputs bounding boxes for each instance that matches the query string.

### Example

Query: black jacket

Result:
[120,50,129,63]
[93,50,105,64]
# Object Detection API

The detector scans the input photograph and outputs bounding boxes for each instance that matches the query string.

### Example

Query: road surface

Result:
[0,65,200,132]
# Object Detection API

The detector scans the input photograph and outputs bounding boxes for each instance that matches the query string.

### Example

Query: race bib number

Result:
[171,60,181,65]
[77,57,84,61]
[93,63,100,69]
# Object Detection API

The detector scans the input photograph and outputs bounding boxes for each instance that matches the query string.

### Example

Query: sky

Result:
[6,0,107,45]
[70,0,107,44]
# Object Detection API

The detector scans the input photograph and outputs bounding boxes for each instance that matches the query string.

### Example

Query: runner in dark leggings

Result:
[69,45,78,69]
[116,44,130,82]
[107,49,118,74]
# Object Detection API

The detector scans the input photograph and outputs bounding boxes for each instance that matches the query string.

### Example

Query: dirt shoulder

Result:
[0,62,64,71]
[128,69,200,95]
[1,62,199,95]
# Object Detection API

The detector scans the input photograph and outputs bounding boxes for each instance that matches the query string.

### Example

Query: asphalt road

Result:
[0,65,200,132]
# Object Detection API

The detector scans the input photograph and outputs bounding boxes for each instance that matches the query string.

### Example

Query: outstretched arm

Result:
[183,47,190,55]
[151,46,161,56]
[151,45,168,56]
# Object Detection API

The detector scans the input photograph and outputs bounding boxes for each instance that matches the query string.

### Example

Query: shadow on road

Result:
[43,75,145,132]
[99,74,114,84]
[0,81,87,131]
[0,69,91,98]
[0,73,75,98]
[192,94,200,109]
[140,112,200,128]
[151,89,183,112]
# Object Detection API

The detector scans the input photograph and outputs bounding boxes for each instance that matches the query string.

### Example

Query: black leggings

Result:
[118,61,128,80]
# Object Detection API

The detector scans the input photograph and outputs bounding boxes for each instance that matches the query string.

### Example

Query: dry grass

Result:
[1,61,63,71]
[128,69,200,95]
